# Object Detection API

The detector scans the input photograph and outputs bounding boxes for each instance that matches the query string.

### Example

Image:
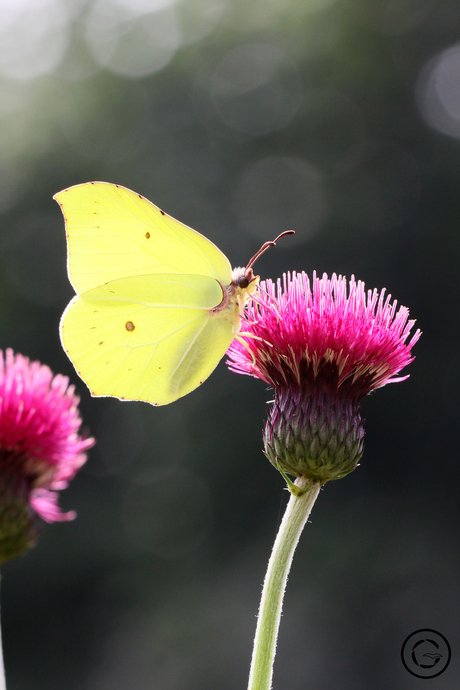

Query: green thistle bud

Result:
[263,386,365,483]
[0,470,39,565]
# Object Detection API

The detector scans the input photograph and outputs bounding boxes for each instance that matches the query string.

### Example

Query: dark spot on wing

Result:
[125,321,135,332]
[145,232,150,239]
[160,210,165,216]
[98,341,104,345]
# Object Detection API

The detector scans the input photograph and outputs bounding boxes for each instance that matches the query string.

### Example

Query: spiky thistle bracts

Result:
[227,272,420,483]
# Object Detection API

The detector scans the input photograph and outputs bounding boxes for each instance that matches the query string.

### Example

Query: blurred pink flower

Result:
[227,272,420,483]
[0,349,94,562]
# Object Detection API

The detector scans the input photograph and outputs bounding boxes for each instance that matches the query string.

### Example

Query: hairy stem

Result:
[247,476,321,690]
[0,575,6,690]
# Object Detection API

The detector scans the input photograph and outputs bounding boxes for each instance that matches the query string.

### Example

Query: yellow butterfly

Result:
[55,182,292,406]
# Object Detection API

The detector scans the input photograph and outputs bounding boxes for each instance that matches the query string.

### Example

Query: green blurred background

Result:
[1,0,459,687]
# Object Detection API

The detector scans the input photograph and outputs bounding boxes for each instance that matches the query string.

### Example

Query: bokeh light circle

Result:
[210,44,303,136]
[417,44,460,140]
[85,0,181,78]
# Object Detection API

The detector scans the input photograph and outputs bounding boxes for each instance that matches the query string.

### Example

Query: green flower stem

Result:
[247,476,321,690]
[0,574,6,690]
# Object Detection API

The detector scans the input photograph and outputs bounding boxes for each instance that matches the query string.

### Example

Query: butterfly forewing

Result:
[55,182,233,294]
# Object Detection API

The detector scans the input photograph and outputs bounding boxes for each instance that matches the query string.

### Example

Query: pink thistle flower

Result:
[227,272,420,485]
[0,349,94,563]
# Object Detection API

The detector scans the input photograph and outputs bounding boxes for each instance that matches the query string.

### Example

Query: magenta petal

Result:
[227,271,420,399]
[31,489,77,523]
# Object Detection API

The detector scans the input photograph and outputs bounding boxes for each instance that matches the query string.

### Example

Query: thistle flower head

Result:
[227,272,420,484]
[0,349,94,563]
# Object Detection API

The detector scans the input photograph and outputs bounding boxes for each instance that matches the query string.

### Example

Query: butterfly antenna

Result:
[245,230,295,270]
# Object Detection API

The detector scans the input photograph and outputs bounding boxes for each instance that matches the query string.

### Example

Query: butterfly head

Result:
[232,265,259,290]
[231,266,259,313]
[230,230,295,313]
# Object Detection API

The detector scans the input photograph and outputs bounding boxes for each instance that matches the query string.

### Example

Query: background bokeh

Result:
[1,0,459,688]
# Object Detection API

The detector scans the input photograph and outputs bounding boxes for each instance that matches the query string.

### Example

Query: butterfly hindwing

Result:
[60,273,235,405]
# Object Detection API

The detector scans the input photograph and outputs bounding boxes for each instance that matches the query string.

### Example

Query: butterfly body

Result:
[55,182,259,406]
